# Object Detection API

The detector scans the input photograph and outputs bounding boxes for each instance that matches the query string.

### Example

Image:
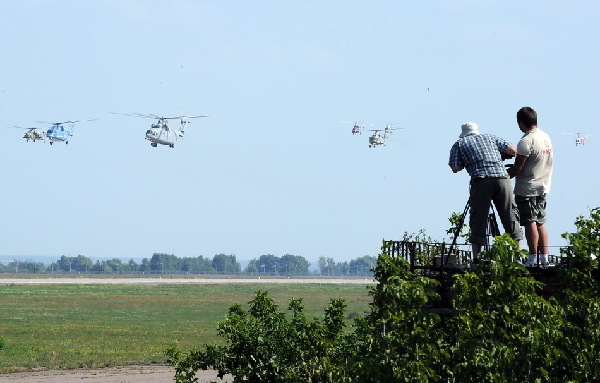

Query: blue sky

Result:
[1,0,599,264]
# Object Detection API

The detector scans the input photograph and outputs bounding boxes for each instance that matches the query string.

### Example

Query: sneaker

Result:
[523,260,537,267]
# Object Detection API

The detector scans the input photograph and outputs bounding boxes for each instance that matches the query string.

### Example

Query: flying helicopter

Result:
[368,130,386,148]
[367,123,405,148]
[563,132,592,146]
[384,123,404,136]
[352,123,363,135]
[35,119,96,145]
[115,113,209,148]
[14,126,46,142]
[574,133,592,146]
[341,121,369,135]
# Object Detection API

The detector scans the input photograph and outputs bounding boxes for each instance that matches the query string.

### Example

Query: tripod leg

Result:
[483,205,501,253]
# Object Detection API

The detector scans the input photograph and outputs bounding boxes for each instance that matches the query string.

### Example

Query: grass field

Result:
[0,282,372,373]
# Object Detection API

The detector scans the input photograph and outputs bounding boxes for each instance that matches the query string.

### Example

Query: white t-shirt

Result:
[514,128,553,196]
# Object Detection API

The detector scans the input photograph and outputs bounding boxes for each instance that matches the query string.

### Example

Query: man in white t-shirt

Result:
[508,106,553,266]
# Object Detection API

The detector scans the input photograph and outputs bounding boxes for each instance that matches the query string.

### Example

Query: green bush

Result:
[168,209,600,382]
[166,291,351,382]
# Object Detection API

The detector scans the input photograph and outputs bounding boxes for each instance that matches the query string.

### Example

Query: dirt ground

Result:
[0,365,232,383]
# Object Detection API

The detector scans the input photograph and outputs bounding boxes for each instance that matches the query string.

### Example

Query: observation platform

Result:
[383,240,595,314]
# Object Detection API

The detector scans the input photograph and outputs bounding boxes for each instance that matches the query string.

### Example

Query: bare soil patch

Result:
[0,365,232,383]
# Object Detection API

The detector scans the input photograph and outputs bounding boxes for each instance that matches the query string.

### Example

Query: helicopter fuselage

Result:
[369,132,385,147]
[145,124,183,148]
[23,129,45,142]
[46,125,73,144]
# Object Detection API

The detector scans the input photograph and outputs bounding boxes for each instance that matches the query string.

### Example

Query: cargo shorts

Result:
[515,194,547,225]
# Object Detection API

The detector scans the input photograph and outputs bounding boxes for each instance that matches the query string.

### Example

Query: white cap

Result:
[459,122,480,138]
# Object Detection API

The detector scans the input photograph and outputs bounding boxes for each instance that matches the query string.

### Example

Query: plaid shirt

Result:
[449,133,510,178]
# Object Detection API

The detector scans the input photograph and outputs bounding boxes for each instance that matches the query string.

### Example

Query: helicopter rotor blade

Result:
[342,121,375,126]
[113,113,209,121]
[179,115,210,119]
[163,115,210,120]
[127,113,157,119]
[111,112,151,118]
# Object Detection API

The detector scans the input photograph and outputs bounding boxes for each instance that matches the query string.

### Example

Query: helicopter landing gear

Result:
[50,141,53,145]
[151,142,158,147]
[169,144,174,148]
[66,141,69,145]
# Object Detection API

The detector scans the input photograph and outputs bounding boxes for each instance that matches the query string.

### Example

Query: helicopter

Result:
[574,133,592,146]
[367,124,405,148]
[563,132,592,146]
[368,130,386,148]
[384,123,404,136]
[35,119,96,145]
[115,113,209,148]
[37,121,75,145]
[341,121,369,135]
[15,126,46,142]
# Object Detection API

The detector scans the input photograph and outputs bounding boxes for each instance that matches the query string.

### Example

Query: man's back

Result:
[449,133,510,178]
[514,128,553,196]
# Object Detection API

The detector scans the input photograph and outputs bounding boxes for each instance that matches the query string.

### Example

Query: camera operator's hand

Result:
[501,152,515,160]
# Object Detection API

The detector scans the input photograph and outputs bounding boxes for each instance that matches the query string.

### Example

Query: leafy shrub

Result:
[168,209,600,382]
[166,291,351,383]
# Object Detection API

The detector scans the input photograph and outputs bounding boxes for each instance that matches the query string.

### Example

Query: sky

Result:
[1,0,599,265]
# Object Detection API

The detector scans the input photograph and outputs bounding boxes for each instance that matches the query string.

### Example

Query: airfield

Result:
[0,276,373,382]
[0,276,375,285]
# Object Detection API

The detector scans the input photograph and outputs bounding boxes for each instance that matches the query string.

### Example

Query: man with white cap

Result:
[448,122,522,258]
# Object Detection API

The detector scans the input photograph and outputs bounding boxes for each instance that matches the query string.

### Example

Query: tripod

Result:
[446,198,500,263]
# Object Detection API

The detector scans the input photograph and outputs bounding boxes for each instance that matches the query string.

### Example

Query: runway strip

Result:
[0,277,375,285]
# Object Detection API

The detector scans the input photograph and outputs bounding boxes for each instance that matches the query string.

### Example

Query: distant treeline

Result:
[0,253,376,276]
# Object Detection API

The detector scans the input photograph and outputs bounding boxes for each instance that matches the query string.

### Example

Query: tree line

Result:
[0,253,376,276]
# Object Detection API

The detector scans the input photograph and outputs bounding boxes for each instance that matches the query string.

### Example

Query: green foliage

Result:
[170,210,600,382]
[246,254,311,276]
[2,253,376,276]
[347,245,445,382]
[211,253,241,274]
[448,235,563,382]
[446,210,470,243]
[167,291,352,382]
[562,207,600,278]
[556,208,600,379]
